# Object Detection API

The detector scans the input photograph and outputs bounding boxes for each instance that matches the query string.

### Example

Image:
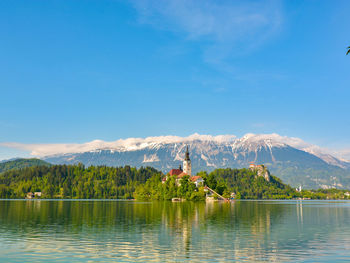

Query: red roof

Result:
[190,176,203,182]
[177,172,188,178]
[169,169,183,176]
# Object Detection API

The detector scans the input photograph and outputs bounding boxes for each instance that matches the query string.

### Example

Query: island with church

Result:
[133,146,306,201]
[162,146,204,187]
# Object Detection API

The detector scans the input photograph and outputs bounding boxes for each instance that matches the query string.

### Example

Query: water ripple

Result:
[1,200,350,262]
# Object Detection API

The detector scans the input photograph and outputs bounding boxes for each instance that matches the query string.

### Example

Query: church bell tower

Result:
[183,145,192,176]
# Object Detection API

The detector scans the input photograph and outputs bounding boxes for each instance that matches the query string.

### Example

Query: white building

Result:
[165,145,204,188]
[190,176,204,187]
[183,146,192,176]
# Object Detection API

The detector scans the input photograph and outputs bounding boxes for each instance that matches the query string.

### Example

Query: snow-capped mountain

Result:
[42,133,350,189]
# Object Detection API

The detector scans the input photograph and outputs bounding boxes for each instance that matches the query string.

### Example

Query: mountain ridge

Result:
[33,133,348,164]
[41,134,350,189]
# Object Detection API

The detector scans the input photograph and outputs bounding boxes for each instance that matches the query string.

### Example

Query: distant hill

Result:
[0,158,51,173]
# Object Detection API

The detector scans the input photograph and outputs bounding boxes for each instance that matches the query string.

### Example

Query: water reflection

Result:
[296,200,303,224]
[0,200,350,262]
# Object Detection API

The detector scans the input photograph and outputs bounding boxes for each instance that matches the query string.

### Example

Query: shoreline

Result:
[1,198,350,202]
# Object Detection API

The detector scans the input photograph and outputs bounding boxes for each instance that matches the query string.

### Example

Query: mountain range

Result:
[41,133,350,189]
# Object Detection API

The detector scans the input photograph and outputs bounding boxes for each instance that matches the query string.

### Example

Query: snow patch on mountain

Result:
[142,154,160,163]
[233,133,350,166]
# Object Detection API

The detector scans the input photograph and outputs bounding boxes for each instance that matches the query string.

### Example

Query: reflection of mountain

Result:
[1,200,350,262]
[42,134,350,189]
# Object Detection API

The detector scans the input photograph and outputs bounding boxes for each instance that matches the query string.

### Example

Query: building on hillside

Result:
[162,165,183,183]
[175,172,187,185]
[26,192,42,199]
[163,146,202,187]
[249,163,271,182]
[190,176,204,187]
[26,192,34,199]
[169,165,183,176]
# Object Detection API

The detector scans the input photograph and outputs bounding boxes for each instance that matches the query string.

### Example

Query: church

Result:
[162,146,204,187]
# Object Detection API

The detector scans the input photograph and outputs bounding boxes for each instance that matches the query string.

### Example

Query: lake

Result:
[0,200,350,262]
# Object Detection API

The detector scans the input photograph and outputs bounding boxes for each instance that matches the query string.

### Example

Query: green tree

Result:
[177,175,196,200]
[0,184,10,198]
[43,185,55,198]
[62,182,70,198]
[205,173,217,190]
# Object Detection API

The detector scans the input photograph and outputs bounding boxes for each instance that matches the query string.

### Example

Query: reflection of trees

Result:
[160,202,204,256]
[1,200,350,262]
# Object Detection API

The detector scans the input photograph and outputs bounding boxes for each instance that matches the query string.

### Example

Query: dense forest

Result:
[202,168,296,199]
[0,164,161,199]
[1,163,349,200]
[134,174,207,201]
[0,158,50,173]
[135,168,350,200]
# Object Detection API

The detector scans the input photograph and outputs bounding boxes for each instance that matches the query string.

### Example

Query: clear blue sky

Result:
[0,0,349,159]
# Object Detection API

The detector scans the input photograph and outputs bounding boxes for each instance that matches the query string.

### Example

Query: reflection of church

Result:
[162,146,204,187]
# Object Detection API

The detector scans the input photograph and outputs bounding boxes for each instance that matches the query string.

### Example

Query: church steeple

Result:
[183,145,191,176]
[185,145,190,161]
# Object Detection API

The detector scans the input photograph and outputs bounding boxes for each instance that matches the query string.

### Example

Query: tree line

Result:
[0,164,160,199]
[1,164,349,200]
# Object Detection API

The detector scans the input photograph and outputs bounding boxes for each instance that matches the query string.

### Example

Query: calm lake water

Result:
[1,200,350,262]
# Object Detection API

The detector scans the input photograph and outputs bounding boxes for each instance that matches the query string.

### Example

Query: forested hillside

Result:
[135,168,299,201]
[203,168,296,199]
[0,164,161,199]
[1,165,348,200]
[0,158,51,173]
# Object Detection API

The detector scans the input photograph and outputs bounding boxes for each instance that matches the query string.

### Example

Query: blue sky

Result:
[0,0,350,160]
